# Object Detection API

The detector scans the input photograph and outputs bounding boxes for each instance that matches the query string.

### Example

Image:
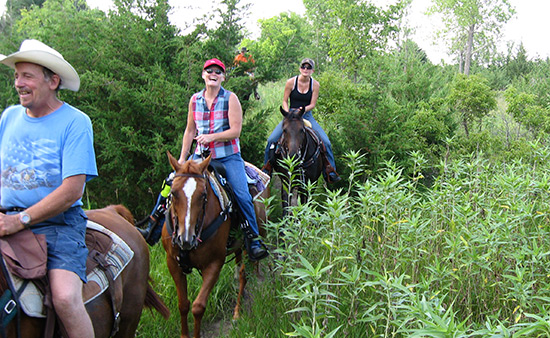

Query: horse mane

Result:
[284,108,310,127]
[286,111,304,122]
[181,158,205,175]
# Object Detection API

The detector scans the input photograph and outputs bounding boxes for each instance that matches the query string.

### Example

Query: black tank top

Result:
[289,76,313,109]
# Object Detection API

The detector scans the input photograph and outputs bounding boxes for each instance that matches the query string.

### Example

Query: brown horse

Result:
[0,204,170,338]
[273,106,323,215]
[161,151,267,338]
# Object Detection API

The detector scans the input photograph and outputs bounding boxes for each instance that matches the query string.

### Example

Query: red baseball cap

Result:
[203,58,225,72]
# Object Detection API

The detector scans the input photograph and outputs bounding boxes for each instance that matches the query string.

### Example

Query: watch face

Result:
[20,212,31,225]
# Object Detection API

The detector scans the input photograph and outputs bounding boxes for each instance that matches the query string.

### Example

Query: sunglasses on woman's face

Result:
[300,65,313,70]
[205,68,223,75]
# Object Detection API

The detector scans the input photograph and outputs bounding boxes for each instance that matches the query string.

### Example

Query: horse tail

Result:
[144,280,170,319]
[108,204,135,224]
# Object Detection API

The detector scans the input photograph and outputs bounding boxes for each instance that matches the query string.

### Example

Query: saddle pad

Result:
[244,162,270,200]
[208,171,231,211]
[9,220,134,318]
[82,221,134,304]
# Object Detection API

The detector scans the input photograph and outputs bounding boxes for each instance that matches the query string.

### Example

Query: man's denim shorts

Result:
[30,206,88,282]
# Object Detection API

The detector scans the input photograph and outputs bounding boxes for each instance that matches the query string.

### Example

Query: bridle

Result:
[168,172,208,249]
[278,123,321,170]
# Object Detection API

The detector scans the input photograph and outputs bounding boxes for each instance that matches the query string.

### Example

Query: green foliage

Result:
[504,86,550,137]
[312,50,455,180]
[4,0,46,21]
[239,105,270,165]
[427,0,515,74]
[201,0,249,66]
[253,12,315,81]
[223,72,258,114]
[303,0,406,70]
[447,73,496,137]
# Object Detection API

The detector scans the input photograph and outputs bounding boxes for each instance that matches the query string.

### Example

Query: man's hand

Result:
[0,213,24,236]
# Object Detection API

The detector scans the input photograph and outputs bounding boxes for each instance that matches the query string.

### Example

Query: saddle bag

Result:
[0,229,47,280]
[0,229,47,337]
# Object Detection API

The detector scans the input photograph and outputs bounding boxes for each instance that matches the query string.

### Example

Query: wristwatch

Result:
[19,211,31,228]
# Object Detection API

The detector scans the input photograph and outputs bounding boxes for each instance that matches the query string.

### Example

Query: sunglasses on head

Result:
[205,68,223,75]
[300,64,313,70]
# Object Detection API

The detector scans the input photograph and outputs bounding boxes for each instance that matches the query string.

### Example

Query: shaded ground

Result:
[199,261,271,337]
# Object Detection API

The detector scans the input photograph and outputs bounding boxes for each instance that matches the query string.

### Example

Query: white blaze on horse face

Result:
[182,178,198,242]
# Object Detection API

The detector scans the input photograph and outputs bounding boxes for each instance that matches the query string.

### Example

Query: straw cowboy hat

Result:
[0,39,80,91]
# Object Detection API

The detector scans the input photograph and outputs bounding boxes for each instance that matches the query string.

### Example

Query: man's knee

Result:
[49,270,84,314]
[52,291,83,318]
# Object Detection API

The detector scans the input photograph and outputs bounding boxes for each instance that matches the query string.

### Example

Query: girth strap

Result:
[198,208,230,243]
[89,249,122,336]
[0,257,23,338]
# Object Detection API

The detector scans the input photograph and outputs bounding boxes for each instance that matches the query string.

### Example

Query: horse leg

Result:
[192,262,224,338]
[233,253,246,320]
[167,258,191,338]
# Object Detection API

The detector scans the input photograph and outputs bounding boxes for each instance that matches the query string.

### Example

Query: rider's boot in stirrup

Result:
[138,176,172,245]
[321,152,341,184]
[261,162,273,177]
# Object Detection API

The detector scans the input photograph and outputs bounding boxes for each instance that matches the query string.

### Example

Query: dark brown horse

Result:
[273,106,323,215]
[0,204,170,338]
[161,151,267,338]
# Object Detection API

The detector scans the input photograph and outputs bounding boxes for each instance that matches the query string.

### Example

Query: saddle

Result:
[208,161,268,230]
[0,221,134,337]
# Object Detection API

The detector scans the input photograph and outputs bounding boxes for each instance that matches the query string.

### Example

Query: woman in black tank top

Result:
[289,76,313,109]
[263,58,340,183]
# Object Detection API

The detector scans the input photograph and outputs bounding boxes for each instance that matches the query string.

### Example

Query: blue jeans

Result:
[264,111,336,169]
[192,153,260,238]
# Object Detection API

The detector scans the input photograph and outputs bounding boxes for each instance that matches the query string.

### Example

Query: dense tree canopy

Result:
[0,0,548,216]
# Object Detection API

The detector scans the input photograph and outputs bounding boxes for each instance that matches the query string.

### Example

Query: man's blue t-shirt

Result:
[0,103,98,209]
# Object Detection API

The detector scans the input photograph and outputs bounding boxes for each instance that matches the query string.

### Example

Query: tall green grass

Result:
[136,141,550,337]
[134,83,550,337]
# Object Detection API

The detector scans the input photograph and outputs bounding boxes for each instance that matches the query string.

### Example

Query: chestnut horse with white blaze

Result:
[161,151,268,338]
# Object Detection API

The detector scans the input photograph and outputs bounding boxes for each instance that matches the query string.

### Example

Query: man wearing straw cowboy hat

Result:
[0,39,97,337]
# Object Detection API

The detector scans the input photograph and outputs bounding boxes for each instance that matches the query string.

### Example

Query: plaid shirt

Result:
[191,86,240,159]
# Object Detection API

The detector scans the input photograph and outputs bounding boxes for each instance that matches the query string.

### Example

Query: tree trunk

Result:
[464,24,475,76]
[462,117,470,138]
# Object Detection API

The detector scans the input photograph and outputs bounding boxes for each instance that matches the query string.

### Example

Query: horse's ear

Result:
[298,106,306,117]
[199,153,212,173]
[280,106,289,117]
[167,151,180,171]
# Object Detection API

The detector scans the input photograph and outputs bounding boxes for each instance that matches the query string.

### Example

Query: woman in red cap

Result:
[139,58,268,261]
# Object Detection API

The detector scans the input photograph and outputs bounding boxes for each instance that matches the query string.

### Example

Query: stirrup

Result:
[324,165,340,184]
